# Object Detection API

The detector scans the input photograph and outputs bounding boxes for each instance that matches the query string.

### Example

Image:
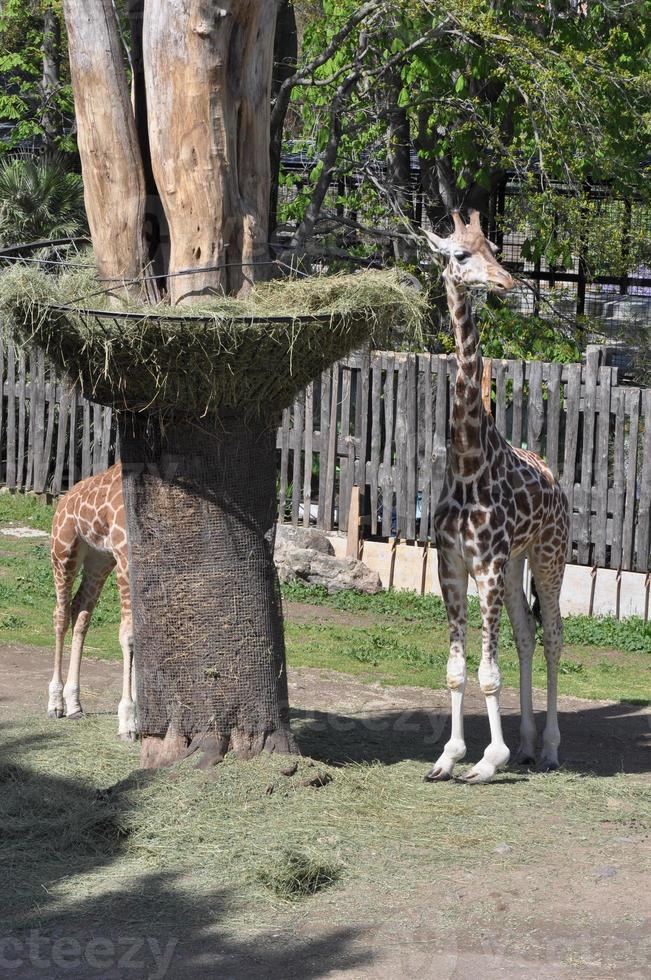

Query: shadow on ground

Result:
[293,698,650,777]
[0,723,370,980]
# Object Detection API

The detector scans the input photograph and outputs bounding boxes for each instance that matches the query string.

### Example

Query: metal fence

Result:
[278,160,651,354]
[1,337,649,573]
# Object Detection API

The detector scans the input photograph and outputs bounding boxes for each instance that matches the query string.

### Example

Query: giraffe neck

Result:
[445,271,486,468]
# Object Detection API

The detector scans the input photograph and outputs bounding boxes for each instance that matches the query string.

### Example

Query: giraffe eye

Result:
[454,250,470,262]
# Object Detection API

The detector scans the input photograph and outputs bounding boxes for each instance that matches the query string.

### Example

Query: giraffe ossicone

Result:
[423,209,569,783]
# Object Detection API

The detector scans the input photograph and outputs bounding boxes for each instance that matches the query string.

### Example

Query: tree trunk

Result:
[62,0,147,293]
[385,66,414,262]
[269,0,298,238]
[120,414,297,767]
[127,0,167,298]
[40,8,61,154]
[142,0,278,302]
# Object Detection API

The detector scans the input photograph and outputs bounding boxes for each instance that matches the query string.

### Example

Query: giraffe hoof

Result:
[66,710,84,721]
[47,708,64,719]
[515,754,536,768]
[537,759,559,773]
[424,767,451,782]
[461,771,487,784]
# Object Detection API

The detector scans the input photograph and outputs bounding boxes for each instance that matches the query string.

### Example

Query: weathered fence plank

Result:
[418,354,433,543]
[302,382,314,528]
[546,362,563,478]
[593,366,612,568]
[16,349,26,490]
[291,392,304,526]
[5,339,16,490]
[369,358,381,536]
[381,354,395,538]
[635,388,651,572]
[527,359,544,454]
[621,387,640,571]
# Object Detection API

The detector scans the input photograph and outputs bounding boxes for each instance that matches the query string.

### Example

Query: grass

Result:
[0,492,649,702]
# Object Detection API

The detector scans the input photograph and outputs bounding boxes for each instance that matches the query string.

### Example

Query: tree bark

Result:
[62,0,147,294]
[269,0,298,237]
[142,0,278,302]
[40,8,61,154]
[127,0,167,299]
[384,66,414,262]
[120,414,297,768]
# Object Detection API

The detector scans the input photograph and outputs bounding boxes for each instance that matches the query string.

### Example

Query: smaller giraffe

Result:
[48,462,136,739]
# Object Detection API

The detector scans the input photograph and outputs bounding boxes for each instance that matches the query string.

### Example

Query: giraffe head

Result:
[424,210,515,293]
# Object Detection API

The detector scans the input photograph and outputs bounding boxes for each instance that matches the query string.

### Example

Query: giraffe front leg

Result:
[425,552,468,782]
[117,615,138,741]
[48,604,67,718]
[464,565,510,784]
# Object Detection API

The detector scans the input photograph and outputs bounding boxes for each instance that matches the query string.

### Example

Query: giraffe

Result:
[423,210,569,783]
[48,462,137,739]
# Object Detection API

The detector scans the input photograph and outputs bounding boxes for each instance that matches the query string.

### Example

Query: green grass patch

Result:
[0,490,55,531]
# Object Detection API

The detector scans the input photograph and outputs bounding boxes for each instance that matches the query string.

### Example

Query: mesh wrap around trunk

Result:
[119,414,292,747]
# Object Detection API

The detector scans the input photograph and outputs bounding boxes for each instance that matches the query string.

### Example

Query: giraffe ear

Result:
[488,239,499,255]
[423,229,452,256]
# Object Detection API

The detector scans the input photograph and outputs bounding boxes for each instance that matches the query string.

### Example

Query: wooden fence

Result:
[1,336,649,572]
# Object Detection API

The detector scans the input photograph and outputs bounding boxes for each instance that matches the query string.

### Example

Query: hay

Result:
[0,263,426,415]
[256,849,341,901]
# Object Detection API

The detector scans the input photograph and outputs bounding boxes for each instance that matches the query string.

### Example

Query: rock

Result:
[595,865,619,879]
[493,843,513,855]
[274,526,382,595]
[275,523,334,555]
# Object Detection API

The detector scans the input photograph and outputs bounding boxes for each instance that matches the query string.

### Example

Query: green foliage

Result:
[283,0,649,274]
[0,1,73,152]
[476,304,582,362]
[0,154,86,244]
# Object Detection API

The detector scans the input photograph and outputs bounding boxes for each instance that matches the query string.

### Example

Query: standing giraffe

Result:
[424,210,569,783]
[48,463,137,739]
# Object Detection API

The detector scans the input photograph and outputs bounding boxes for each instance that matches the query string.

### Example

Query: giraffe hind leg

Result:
[530,543,565,771]
[504,556,538,766]
[63,553,115,720]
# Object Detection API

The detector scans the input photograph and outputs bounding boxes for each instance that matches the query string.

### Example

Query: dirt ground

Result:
[1,630,649,980]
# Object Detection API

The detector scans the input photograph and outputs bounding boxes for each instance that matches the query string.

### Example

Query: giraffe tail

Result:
[530,576,543,625]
